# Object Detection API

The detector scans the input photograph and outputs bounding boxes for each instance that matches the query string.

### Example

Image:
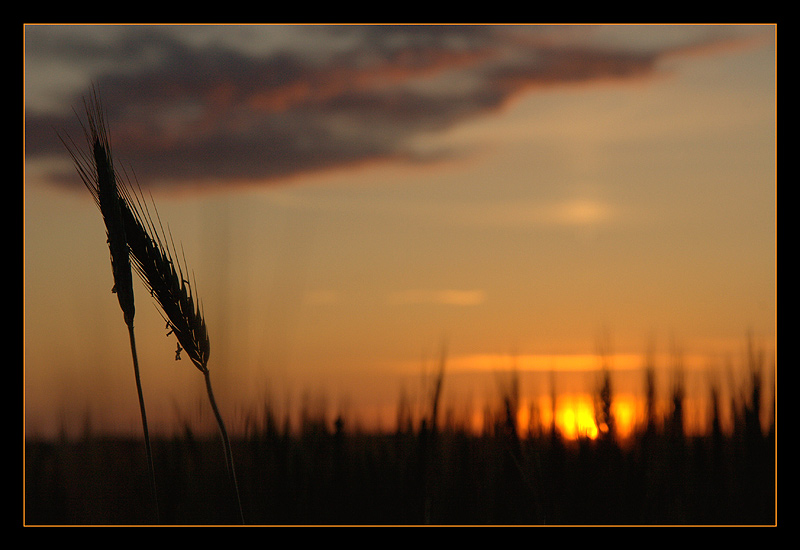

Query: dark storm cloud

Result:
[24,24,768,191]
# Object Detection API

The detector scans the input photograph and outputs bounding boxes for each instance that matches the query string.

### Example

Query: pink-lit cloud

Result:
[24,24,773,192]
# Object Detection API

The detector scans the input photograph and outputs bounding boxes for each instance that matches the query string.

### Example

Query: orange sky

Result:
[24,24,776,440]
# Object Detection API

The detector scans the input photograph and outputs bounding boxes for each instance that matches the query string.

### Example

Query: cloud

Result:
[24,24,772,192]
[435,198,616,229]
[387,289,486,306]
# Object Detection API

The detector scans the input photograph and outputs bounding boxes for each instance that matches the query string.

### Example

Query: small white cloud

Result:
[429,197,616,229]
[387,289,486,306]
[552,199,613,226]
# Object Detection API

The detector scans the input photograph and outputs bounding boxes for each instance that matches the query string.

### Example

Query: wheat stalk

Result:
[64,86,243,524]
[102,125,245,525]
[59,87,159,522]
[120,175,244,524]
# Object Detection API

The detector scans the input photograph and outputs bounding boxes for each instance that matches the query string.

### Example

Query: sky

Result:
[24,24,776,439]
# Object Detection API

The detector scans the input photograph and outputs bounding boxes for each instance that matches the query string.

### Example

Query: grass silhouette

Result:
[24,337,775,525]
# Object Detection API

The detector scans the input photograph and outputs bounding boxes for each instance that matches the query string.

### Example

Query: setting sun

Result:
[555,395,600,440]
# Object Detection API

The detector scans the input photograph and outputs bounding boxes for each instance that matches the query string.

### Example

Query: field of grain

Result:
[24,362,775,526]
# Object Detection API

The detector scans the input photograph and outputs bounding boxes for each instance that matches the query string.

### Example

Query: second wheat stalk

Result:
[119,148,245,525]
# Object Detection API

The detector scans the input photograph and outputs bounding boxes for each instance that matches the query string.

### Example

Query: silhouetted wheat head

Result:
[120,184,211,373]
[61,95,210,373]
[61,89,135,329]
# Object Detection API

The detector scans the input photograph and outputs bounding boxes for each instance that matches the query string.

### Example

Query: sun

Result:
[552,394,639,441]
[556,395,600,440]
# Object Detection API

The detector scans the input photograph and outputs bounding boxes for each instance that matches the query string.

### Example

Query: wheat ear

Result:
[59,87,159,522]
[119,169,244,525]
